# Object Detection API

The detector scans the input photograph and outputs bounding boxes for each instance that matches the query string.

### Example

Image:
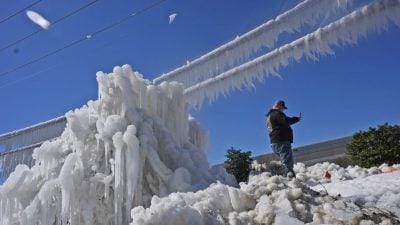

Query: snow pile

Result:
[131,161,400,225]
[294,162,400,185]
[312,171,400,218]
[0,65,235,225]
[130,182,255,225]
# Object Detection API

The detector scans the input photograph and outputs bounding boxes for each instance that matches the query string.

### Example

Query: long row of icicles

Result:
[154,0,400,108]
[154,0,354,87]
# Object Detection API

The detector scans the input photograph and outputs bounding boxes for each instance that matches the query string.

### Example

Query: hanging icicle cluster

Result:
[154,0,353,88]
[184,0,400,107]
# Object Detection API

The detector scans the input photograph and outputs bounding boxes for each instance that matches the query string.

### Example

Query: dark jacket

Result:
[266,109,300,143]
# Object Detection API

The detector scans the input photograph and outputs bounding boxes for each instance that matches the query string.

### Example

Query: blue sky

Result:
[0,0,399,164]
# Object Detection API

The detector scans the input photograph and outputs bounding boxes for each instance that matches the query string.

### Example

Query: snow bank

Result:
[130,182,255,225]
[0,65,235,225]
[294,161,400,185]
[308,163,400,218]
[131,161,400,225]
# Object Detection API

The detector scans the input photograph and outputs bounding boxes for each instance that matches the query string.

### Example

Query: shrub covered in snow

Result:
[347,123,400,167]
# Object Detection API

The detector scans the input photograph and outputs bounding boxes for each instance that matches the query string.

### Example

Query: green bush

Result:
[224,147,253,183]
[347,123,400,167]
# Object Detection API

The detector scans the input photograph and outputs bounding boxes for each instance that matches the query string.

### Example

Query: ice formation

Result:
[169,13,177,24]
[0,116,66,181]
[0,65,235,225]
[26,10,50,29]
[184,0,400,107]
[154,0,353,88]
[0,116,66,152]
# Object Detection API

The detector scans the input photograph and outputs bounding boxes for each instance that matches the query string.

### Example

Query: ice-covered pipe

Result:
[154,0,352,88]
[184,0,400,107]
[0,116,66,152]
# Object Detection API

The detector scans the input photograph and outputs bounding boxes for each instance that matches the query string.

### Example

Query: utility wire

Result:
[0,37,86,78]
[0,0,42,24]
[0,0,167,78]
[0,0,100,53]
[273,0,288,18]
[0,65,56,89]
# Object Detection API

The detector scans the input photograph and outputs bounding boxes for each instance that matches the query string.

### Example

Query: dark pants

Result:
[271,142,294,171]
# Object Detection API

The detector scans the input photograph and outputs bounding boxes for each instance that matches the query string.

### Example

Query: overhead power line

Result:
[0,0,43,24]
[183,0,400,107]
[0,0,167,78]
[0,0,100,53]
[153,0,353,88]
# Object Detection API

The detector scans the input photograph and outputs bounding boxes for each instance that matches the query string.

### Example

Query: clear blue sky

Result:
[1,0,399,164]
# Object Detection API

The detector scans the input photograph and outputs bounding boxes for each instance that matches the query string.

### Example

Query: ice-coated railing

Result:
[0,116,66,152]
[0,142,42,180]
[0,117,66,180]
[1,0,398,183]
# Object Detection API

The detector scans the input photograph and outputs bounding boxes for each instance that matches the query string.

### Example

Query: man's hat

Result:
[274,100,288,109]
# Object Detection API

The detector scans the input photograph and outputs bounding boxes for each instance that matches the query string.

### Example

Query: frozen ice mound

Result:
[0,65,235,225]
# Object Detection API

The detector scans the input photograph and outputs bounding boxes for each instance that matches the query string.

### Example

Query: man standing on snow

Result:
[266,100,301,178]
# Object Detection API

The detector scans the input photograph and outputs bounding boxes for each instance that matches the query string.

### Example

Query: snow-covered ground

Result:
[1,65,399,225]
[130,161,400,225]
[310,166,400,220]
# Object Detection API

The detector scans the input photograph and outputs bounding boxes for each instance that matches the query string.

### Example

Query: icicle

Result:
[184,0,400,108]
[122,125,140,221]
[113,132,124,225]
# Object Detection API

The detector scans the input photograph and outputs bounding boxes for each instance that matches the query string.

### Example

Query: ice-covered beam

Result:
[0,116,66,152]
[184,0,400,107]
[153,0,352,87]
